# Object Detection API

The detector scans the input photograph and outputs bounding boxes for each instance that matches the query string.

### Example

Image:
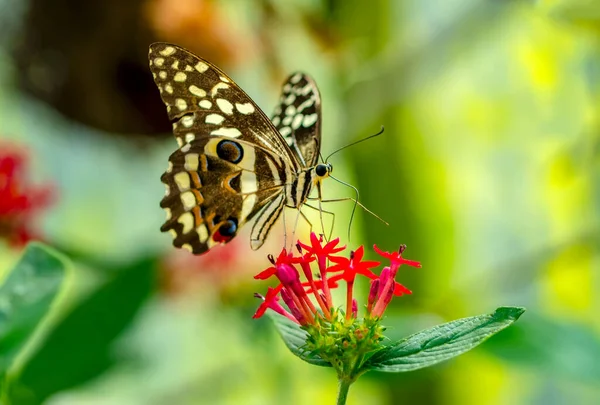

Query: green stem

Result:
[336,378,352,405]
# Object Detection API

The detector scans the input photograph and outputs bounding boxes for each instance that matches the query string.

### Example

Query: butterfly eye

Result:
[217,140,244,164]
[315,164,329,177]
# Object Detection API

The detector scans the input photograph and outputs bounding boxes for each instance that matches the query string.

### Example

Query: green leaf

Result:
[267,314,331,367]
[0,243,67,376]
[363,307,525,373]
[7,256,156,405]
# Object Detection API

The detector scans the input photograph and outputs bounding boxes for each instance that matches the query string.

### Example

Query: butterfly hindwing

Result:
[271,73,322,167]
[160,137,289,254]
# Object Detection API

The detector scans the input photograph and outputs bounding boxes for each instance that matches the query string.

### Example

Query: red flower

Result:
[328,246,380,283]
[373,244,421,270]
[297,233,345,259]
[253,236,420,324]
[254,249,293,280]
[0,145,54,246]
[253,285,283,318]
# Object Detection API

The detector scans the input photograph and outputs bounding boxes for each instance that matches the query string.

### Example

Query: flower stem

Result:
[336,378,352,405]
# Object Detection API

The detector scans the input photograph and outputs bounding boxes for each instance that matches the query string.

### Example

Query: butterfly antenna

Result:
[328,175,388,240]
[325,126,385,162]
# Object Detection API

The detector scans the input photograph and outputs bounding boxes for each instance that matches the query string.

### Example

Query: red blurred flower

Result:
[0,144,54,246]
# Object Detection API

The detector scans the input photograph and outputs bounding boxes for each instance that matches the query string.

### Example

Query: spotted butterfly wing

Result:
[271,73,322,167]
[149,43,324,254]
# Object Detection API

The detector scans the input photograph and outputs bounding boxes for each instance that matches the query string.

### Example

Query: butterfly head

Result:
[315,163,332,179]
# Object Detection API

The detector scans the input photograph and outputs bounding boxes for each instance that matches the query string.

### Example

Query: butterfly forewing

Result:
[270,73,322,167]
[149,43,297,164]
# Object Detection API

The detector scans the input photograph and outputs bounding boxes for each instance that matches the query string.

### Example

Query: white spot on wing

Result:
[197,224,209,242]
[284,93,296,105]
[181,115,194,128]
[158,71,167,79]
[285,105,296,116]
[302,113,318,128]
[180,191,196,210]
[292,114,303,129]
[189,85,206,97]
[240,172,258,193]
[297,98,314,112]
[279,127,292,136]
[206,114,225,125]
[185,133,195,143]
[176,98,188,111]
[241,194,257,222]
[174,172,191,191]
[301,83,313,96]
[174,72,187,82]
[154,58,165,66]
[236,102,255,115]
[195,61,209,72]
[199,100,212,109]
[184,154,199,171]
[290,73,302,84]
[211,82,229,96]
[211,127,242,137]
[178,212,194,233]
[271,116,280,126]
[216,98,234,115]
[160,46,176,56]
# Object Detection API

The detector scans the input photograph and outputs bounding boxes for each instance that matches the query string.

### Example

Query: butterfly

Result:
[148,43,332,254]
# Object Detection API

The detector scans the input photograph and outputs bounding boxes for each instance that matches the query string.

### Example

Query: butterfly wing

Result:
[149,43,298,165]
[149,43,299,254]
[160,137,289,254]
[270,73,322,167]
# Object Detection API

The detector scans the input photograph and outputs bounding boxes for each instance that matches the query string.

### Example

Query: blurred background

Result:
[0,0,599,404]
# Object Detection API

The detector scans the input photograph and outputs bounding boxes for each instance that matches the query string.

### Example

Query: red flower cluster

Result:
[0,145,54,245]
[253,233,421,325]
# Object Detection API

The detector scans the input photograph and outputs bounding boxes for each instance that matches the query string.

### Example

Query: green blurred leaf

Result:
[484,312,600,382]
[7,257,157,405]
[268,314,331,367]
[0,243,66,376]
[362,307,525,373]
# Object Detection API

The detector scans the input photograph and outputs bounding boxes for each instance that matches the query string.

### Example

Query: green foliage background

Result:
[0,0,599,404]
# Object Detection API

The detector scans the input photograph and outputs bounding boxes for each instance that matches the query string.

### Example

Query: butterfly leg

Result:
[309,196,388,241]
[288,207,304,252]
[302,203,336,242]
[297,208,314,234]
[282,206,288,251]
